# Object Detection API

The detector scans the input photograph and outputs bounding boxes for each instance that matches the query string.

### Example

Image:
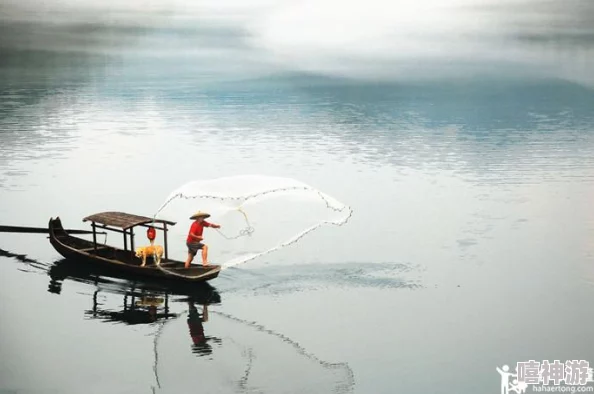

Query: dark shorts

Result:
[187,241,204,256]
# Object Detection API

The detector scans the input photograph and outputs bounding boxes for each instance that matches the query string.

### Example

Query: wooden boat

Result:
[48,212,221,283]
[48,257,223,300]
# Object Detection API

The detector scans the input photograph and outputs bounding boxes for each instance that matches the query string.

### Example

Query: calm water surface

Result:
[2,50,594,394]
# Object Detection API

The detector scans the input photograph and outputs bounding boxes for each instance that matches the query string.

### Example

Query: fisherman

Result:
[185,211,221,268]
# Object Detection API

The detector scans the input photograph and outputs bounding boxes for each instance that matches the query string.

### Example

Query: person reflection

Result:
[187,299,212,356]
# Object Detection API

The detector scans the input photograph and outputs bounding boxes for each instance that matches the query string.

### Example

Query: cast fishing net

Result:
[151,175,352,269]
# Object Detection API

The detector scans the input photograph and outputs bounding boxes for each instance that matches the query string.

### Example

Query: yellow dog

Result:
[135,244,164,267]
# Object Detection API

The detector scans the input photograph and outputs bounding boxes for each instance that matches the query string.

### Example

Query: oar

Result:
[0,225,105,235]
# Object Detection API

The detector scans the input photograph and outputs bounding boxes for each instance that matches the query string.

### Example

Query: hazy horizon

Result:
[1,0,593,86]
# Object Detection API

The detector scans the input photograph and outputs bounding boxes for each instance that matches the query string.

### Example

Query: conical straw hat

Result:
[189,211,211,220]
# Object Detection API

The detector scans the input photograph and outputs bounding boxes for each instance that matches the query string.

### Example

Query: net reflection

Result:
[2,247,356,393]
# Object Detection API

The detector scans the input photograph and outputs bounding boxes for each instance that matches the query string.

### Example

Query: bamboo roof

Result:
[83,211,176,230]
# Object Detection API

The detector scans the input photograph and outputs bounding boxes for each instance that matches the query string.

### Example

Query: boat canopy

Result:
[83,211,176,230]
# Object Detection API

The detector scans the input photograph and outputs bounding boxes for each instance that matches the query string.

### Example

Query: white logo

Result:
[497,361,594,393]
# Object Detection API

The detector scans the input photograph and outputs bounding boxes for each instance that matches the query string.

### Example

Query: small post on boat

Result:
[163,223,169,260]
[91,222,97,252]
[123,229,128,251]
[130,227,135,258]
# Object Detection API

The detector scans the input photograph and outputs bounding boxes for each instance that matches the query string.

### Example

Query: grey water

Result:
[2,2,594,393]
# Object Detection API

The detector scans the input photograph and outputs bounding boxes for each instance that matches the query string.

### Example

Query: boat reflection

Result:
[46,257,222,356]
[84,288,178,325]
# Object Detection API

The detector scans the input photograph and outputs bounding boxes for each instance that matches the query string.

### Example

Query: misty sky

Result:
[0,0,593,86]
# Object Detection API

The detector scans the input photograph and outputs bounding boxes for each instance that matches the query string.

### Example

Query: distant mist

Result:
[1,0,593,86]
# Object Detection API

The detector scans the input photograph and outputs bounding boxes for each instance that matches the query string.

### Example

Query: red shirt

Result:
[186,220,211,243]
